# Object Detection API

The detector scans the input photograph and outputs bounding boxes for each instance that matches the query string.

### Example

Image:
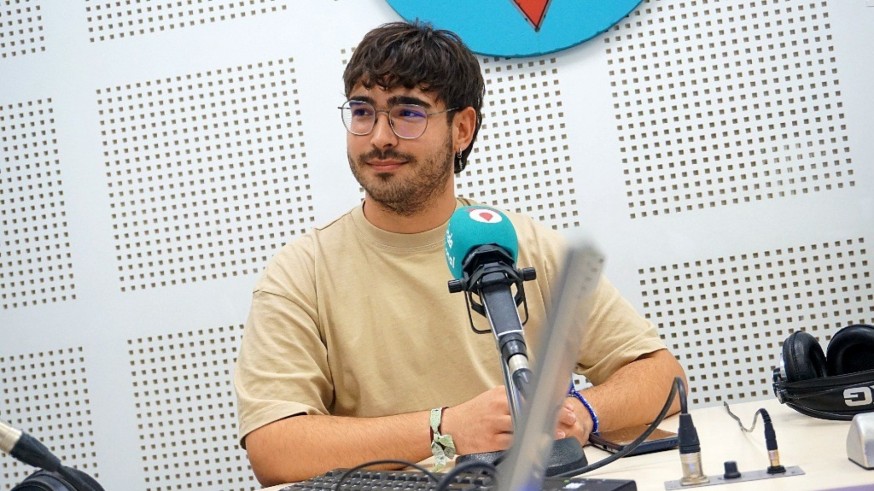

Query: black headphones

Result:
[772,323,874,420]
[10,468,103,491]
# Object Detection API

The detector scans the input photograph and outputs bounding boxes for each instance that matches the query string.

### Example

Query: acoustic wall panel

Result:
[0,98,76,310]
[606,0,854,219]
[0,1,872,489]
[85,0,288,42]
[0,0,45,59]
[0,347,99,485]
[640,237,872,406]
[97,58,313,292]
[463,57,580,230]
[128,325,254,491]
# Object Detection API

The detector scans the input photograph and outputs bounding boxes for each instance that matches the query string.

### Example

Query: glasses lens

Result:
[389,104,429,139]
[341,100,375,135]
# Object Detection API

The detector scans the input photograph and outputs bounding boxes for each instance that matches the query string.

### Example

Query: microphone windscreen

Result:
[444,206,519,279]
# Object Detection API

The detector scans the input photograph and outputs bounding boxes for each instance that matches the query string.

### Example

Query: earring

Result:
[455,149,465,173]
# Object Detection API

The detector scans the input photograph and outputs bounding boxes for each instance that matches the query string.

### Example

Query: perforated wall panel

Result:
[1,1,872,489]
[607,0,854,219]
[85,0,287,42]
[128,325,254,491]
[0,0,45,59]
[640,237,872,406]
[97,58,313,292]
[0,98,76,310]
[0,347,99,485]
[465,57,579,230]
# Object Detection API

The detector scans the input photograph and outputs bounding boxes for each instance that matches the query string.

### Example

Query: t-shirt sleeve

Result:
[576,275,667,385]
[233,237,333,447]
[510,214,666,386]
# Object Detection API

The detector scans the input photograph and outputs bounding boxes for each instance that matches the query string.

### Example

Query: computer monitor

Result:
[497,239,605,491]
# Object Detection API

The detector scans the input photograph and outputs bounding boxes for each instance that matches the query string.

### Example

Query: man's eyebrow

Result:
[346,94,435,108]
[388,95,432,108]
[347,96,375,105]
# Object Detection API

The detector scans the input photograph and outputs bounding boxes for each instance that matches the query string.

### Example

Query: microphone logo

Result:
[445,228,456,271]
[469,208,504,224]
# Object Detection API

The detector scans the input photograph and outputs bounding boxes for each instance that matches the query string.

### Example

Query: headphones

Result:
[10,469,103,491]
[772,323,874,420]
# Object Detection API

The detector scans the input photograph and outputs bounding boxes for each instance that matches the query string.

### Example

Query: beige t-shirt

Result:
[234,200,665,444]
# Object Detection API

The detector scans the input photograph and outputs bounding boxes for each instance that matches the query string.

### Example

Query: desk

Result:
[585,399,871,491]
[264,399,872,491]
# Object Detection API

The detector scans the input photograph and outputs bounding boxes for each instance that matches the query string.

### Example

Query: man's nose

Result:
[370,112,398,146]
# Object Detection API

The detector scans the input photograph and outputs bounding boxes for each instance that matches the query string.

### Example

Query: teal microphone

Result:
[444,206,519,280]
[444,205,534,413]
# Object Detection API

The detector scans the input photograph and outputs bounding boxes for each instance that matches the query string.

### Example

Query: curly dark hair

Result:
[343,21,485,174]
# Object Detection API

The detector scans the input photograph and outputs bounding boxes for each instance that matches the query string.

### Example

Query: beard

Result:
[348,134,455,216]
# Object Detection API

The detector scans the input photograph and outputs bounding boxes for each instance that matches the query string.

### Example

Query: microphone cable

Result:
[325,375,689,485]
[555,375,687,477]
[333,459,438,490]
[723,402,786,474]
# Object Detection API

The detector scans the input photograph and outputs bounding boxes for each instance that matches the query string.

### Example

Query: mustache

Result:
[360,149,414,162]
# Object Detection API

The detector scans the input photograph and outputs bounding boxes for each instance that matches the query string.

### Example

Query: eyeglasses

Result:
[339,100,458,140]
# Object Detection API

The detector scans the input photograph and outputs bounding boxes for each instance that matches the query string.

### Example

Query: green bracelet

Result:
[429,406,456,471]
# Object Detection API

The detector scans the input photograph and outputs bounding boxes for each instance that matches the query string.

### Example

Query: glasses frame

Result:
[339,100,459,140]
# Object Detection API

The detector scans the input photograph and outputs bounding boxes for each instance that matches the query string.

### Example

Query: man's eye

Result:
[395,107,427,119]
[350,106,373,117]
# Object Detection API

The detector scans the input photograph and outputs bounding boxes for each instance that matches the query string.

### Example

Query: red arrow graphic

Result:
[512,0,551,31]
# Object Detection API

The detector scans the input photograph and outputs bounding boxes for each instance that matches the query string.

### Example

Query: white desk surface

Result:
[264,398,873,491]
[584,398,872,491]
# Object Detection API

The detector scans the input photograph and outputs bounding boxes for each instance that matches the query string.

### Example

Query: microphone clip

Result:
[447,247,536,335]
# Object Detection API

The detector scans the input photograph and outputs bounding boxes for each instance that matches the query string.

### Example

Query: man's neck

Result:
[362,194,458,234]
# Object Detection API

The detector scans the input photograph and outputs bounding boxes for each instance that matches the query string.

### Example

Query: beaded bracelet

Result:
[568,382,600,434]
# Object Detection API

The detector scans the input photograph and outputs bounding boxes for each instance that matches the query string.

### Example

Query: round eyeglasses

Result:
[339,100,458,140]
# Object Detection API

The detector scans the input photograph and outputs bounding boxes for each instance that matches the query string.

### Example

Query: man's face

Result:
[346,84,456,216]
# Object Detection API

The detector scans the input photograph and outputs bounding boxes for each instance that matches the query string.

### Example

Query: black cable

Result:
[5,430,62,474]
[677,380,700,456]
[333,459,437,490]
[678,379,688,414]
[330,376,686,485]
[435,459,497,491]
[555,375,685,477]
[723,402,785,474]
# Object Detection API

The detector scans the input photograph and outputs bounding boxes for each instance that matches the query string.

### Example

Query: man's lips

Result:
[367,159,405,170]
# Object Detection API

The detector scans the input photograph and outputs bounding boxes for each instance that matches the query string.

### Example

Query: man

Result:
[234,21,686,486]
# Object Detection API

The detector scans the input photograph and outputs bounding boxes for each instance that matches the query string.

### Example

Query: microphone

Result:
[1,419,62,473]
[445,206,518,281]
[444,206,536,401]
[1,419,104,491]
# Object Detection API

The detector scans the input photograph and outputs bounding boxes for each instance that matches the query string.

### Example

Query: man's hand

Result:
[560,397,594,446]
[441,386,513,455]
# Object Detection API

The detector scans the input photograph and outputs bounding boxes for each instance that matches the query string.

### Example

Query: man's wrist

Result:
[568,383,599,434]
[429,406,455,471]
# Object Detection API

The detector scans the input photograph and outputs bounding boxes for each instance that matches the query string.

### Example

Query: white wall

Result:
[1,0,871,489]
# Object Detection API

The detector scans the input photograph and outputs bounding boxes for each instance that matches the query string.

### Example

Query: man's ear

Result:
[453,106,478,152]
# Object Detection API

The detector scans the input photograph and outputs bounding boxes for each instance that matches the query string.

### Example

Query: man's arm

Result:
[561,348,687,444]
[245,411,429,486]
[245,386,513,486]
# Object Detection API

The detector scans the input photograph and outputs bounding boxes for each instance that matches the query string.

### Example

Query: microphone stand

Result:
[476,263,534,426]
[449,256,587,475]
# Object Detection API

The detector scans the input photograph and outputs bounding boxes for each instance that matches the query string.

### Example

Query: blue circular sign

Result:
[385,0,642,57]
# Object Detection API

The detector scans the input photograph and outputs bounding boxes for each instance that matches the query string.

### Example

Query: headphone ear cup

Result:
[782,330,827,382]
[11,470,74,491]
[10,468,103,491]
[825,324,874,376]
